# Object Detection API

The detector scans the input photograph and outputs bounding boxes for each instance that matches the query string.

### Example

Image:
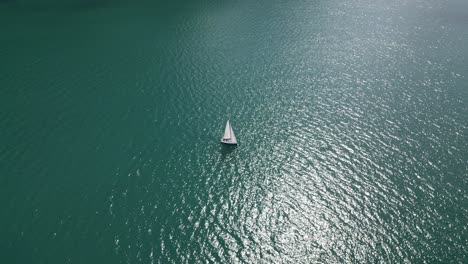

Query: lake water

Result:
[0,0,467,263]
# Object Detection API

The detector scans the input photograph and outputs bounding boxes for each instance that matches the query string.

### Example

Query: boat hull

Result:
[221,138,237,145]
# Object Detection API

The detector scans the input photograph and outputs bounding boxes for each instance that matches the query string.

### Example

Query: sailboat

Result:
[221,120,237,145]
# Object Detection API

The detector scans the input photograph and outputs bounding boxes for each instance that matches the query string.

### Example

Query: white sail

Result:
[221,120,237,145]
[223,120,231,139]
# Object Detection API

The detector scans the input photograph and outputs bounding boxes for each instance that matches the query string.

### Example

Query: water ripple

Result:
[1,0,467,263]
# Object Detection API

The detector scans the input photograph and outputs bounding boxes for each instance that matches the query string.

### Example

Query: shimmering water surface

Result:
[1,0,467,263]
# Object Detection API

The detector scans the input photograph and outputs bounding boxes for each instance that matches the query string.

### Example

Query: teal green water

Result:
[1,0,467,263]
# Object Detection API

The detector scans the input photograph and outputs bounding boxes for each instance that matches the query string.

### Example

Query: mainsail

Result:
[223,120,232,139]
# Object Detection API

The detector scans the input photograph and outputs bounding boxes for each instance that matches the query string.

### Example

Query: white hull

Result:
[221,139,237,145]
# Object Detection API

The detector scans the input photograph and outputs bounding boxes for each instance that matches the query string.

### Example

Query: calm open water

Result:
[1,0,467,263]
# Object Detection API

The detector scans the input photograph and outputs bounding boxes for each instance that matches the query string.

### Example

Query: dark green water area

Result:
[0,0,467,262]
